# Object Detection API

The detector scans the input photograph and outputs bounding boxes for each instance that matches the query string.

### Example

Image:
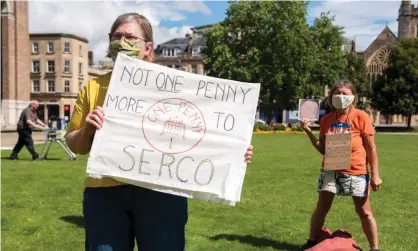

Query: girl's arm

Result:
[305,129,325,155]
[300,120,325,155]
[363,134,382,191]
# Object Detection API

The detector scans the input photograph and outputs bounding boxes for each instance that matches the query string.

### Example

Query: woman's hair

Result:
[108,13,154,61]
[325,80,358,111]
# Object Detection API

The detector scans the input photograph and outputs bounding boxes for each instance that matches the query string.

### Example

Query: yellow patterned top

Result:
[67,72,124,189]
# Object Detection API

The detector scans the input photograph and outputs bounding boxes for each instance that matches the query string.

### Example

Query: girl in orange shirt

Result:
[300,80,382,251]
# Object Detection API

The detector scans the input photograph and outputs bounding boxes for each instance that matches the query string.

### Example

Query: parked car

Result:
[254,119,267,125]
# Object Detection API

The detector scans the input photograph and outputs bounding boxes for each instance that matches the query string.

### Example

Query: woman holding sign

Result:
[300,80,382,251]
[65,13,254,251]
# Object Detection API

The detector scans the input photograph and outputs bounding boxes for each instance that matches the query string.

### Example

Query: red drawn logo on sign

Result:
[142,98,206,154]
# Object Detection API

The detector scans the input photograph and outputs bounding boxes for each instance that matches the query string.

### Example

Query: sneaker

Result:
[32,155,40,160]
[8,156,19,160]
[302,240,318,250]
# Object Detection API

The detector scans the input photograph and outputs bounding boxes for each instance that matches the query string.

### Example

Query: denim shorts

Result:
[83,185,188,251]
[317,169,370,197]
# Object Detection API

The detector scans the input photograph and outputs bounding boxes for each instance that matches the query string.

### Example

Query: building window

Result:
[79,62,83,75]
[192,47,199,56]
[47,80,55,92]
[79,81,83,90]
[64,42,70,53]
[47,42,54,53]
[164,48,177,57]
[32,42,39,54]
[191,65,197,74]
[64,60,70,72]
[64,80,70,92]
[32,61,40,72]
[79,45,83,56]
[32,80,40,92]
[47,61,55,72]
[1,1,12,14]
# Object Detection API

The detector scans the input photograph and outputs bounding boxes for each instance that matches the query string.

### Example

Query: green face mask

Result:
[108,37,141,61]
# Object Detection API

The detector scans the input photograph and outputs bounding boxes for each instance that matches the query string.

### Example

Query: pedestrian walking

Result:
[9,100,48,160]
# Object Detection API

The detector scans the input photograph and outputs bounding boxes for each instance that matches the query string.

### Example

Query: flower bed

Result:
[253,129,305,135]
[253,123,305,135]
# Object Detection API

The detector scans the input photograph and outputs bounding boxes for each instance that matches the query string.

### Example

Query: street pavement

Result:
[1,131,46,150]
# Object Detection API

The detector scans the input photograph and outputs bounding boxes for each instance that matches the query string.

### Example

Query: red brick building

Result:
[1,1,31,130]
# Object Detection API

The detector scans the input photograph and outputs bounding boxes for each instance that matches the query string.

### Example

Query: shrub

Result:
[265,125,273,131]
[256,122,267,131]
[273,123,286,131]
[292,124,304,132]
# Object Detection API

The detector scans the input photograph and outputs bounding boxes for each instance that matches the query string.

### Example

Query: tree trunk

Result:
[407,114,412,130]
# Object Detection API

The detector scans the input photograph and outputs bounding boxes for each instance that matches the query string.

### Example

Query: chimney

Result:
[88,51,94,66]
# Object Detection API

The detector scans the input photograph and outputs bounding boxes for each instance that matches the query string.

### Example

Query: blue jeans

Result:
[83,185,188,251]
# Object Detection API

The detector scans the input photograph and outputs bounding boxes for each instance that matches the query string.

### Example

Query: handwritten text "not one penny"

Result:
[118,66,253,106]
[196,80,252,105]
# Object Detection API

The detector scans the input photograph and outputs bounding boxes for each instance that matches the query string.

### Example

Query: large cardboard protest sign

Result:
[87,53,260,206]
[324,133,352,171]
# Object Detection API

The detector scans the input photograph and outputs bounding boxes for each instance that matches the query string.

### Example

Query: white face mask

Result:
[332,94,355,110]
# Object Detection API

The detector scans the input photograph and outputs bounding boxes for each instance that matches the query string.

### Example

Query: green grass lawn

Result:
[2,134,418,251]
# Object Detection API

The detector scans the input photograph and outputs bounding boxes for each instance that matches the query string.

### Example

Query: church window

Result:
[367,46,391,86]
[375,47,390,66]
[368,47,390,74]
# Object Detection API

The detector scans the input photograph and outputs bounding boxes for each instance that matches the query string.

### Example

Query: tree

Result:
[341,52,369,110]
[309,12,346,96]
[371,38,418,129]
[204,1,316,123]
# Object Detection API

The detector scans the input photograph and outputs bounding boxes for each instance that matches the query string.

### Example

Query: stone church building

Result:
[360,0,418,126]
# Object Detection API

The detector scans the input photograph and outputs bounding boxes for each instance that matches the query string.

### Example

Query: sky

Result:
[28,0,418,64]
